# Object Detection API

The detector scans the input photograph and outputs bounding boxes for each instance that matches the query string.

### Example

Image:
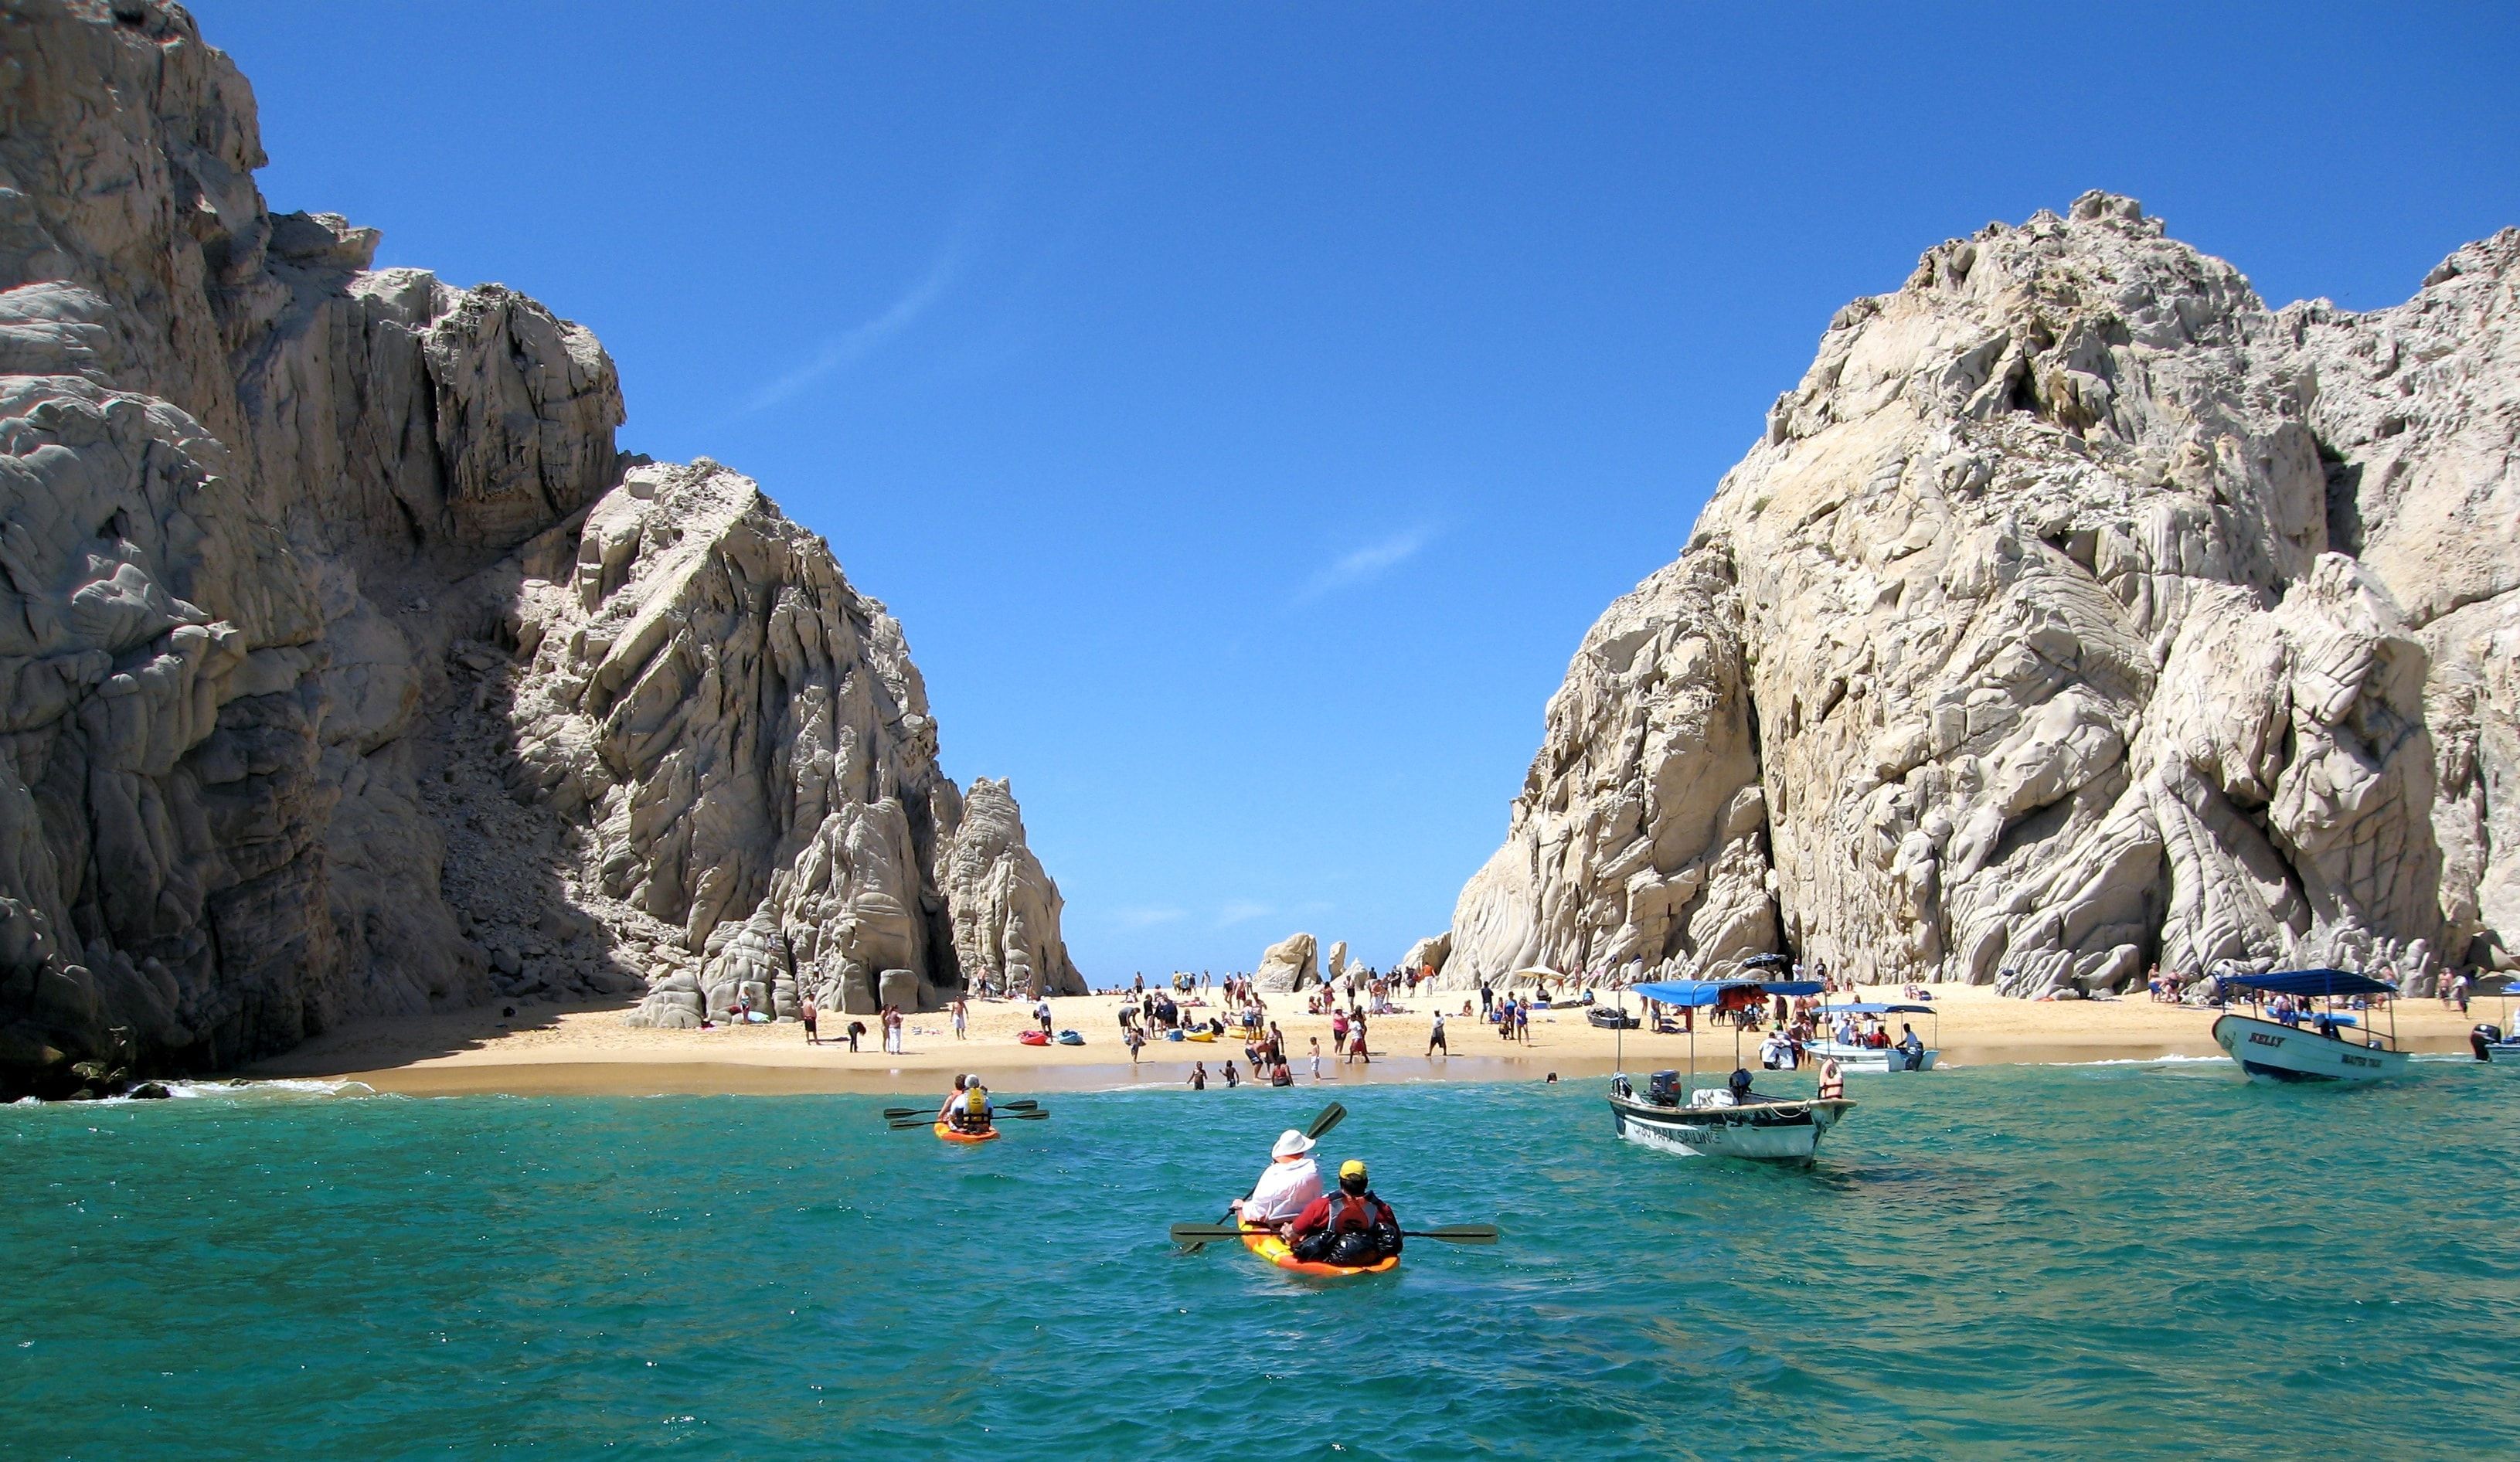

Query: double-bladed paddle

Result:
[882,1100,1038,1119]
[1168,1222,1499,1246]
[888,1109,1049,1130]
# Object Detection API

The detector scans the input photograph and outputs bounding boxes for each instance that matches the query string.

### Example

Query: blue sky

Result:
[205,2,2520,979]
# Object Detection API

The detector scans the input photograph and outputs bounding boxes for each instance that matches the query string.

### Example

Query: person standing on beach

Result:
[951,998,968,1041]
[1309,1036,1324,1082]
[1127,1025,1144,1064]
[1352,1012,1371,1066]
[1479,981,1494,1021]
[1427,1010,1447,1058]
[1515,1001,1531,1045]
[801,996,819,1045]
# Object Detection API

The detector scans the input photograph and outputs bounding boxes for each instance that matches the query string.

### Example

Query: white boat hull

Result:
[1805,1041,1937,1073]
[1607,1093,1851,1163]
[2212,1013,2409,1084]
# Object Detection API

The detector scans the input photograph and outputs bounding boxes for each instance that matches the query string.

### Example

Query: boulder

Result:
[1253,933,1320,993]
[1400,933,1451,979]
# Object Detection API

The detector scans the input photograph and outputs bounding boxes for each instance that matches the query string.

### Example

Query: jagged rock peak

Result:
[1450,192,2519,996]
[0,0,1076,1095]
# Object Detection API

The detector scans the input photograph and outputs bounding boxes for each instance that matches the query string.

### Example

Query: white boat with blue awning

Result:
[1605,977,1855,1164]
[2210,968,2409,1085]
[1808,1002,1940,1073]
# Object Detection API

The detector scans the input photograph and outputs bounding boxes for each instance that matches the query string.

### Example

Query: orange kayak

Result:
[934,1122,1000,1144]
[1238,1219,1398,1277]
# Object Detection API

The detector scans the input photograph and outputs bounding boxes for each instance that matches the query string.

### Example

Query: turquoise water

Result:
[7,1060,2520,1460]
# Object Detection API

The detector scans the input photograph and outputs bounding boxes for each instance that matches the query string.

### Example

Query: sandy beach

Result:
[245,981,2505,1096]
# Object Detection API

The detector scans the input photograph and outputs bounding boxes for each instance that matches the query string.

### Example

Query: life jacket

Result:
[960,1086,991,1127]
[1325,1189,1396,1234]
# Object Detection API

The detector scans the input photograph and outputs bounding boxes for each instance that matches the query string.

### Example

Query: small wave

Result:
[160,1078,379,1100]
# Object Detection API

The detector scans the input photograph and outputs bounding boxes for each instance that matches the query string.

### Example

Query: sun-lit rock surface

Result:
[0,1,1073,1093]
[1450,193,2519,994]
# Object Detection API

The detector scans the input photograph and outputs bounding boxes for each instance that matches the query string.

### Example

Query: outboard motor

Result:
[2474,1024,2502,1062]
[1646,1070,1683,1106]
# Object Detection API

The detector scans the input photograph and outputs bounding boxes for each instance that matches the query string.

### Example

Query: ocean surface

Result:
[8,1058,2520,1460]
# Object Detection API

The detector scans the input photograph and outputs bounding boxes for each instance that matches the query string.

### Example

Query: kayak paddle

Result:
[882,1100,1037,1119]
[888,1110,1049,1131]
[1170,1222,1498,1246]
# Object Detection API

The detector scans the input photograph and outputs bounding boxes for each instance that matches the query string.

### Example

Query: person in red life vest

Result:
[1287,1159,1402,1267]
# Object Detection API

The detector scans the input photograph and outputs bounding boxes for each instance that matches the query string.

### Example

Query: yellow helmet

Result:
[1338,1159,1368,1182]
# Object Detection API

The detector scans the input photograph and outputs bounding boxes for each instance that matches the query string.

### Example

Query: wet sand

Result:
[244,980,2501,1096]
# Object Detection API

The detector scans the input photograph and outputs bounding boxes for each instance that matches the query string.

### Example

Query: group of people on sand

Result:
[1228,1128,1403,1268]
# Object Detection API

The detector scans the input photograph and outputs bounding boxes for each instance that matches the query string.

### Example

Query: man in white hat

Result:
[1230,1128,1323,1236]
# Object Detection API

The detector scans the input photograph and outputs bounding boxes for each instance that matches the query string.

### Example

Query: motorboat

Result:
[1807,1002,1939,1073]
[2209,969,2409,1084]
[1607,1069,1852,1161]
[1603,977,1853,1164]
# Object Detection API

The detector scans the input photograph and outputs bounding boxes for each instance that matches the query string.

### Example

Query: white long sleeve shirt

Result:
[1242,1157,1323,1222]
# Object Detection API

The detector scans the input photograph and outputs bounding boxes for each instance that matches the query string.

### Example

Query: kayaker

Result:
[1287,1160,1402,1267]
[936,1074,967,1124]
[1231,1129,1323,1232]
[949,1074,993,1134]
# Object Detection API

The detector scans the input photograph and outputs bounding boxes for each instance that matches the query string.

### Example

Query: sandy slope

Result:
[244,981,2504,1096]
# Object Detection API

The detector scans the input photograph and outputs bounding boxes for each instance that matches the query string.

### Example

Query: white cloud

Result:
[1295,526,1433,602]
[1215,899,1274,927]
[740,251,956,415]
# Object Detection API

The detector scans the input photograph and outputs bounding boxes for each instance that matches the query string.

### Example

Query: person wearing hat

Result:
[1287,1160,1401,1267]
[944,1074,992,1134]
[1231,1128,1324,1234]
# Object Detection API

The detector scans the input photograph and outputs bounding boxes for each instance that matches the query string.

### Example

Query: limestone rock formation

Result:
[1450,192,2519,994]
[0,1,1076,1092]
[1253,932,1318,993]
[1399,932,1450,978]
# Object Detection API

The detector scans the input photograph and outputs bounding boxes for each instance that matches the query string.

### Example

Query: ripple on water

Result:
[5,1066,2520,1458]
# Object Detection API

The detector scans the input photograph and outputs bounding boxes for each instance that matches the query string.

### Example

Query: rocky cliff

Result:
[0,0,1077,1095]
[1447,192,2520,995]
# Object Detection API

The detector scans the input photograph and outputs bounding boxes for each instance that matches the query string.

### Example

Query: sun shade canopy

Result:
[2222,968,2399,998]
[1821,1003,1937,1015]
[1631,979,1822,1007]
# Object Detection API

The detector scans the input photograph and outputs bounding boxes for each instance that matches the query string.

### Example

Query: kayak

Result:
[1185,1030,1217,1043]
[1056,1029,1085,1046]
[1238,1219,1398,1278]
[934,1121,1000,1144]
[1018,1029,1051,1046]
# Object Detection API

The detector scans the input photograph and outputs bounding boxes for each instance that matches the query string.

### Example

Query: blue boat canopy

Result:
[1821,1003,1937,1015]
[2222,968,2398,998]
[1631,978,1821,1006]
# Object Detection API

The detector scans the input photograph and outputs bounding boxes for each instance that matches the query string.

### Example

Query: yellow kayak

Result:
[1238,1219,1398,1277]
